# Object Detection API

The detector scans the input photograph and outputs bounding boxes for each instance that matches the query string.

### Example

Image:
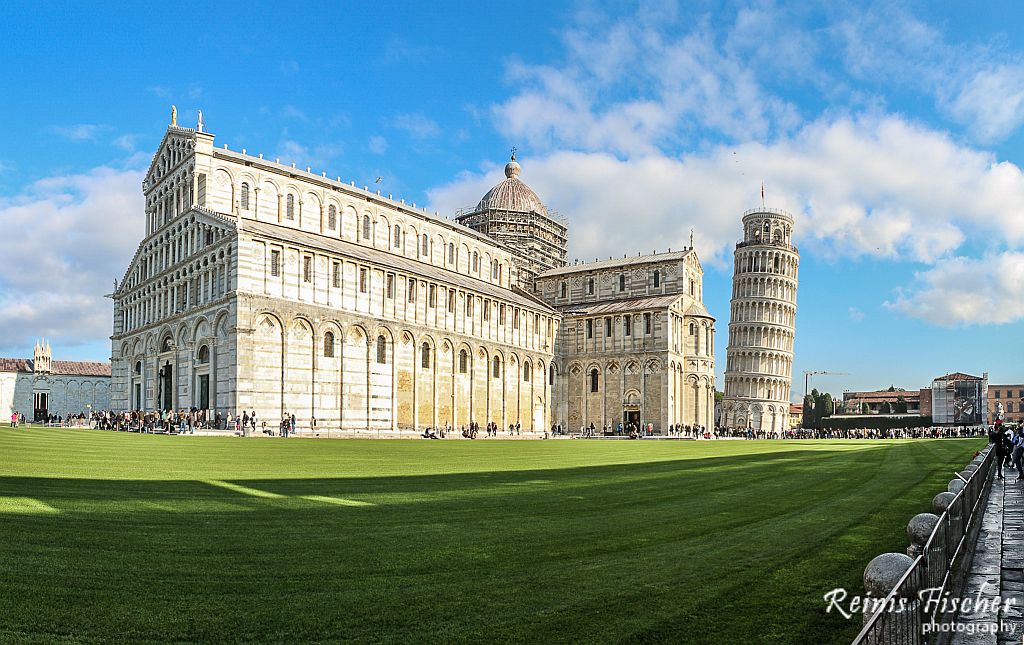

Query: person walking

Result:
[991,424,1010,479]
[1012,428,1024,481]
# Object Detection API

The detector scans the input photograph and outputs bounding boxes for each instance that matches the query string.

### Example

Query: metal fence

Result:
[851,446,995,645]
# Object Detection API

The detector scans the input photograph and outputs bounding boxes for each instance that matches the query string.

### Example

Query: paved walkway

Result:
[953,471,1024,645]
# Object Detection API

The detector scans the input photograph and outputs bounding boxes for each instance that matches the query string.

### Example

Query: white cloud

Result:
[492,17,800,157]
[147,83,203,100]
[112,134,139,152]
[834,6,1024,143]
[429,115,1024,267]
[0,166,144,355]
[50,124,105,141]
[391,113,441,140]
[886,252,1024,326]
[949,65,1024,143]
[368,135,388,154]
[425,5,1024,327]
[276,139,342,171]
[848,307,865,323]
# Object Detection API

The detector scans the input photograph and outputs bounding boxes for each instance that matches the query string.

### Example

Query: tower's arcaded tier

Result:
[721,208,799,434]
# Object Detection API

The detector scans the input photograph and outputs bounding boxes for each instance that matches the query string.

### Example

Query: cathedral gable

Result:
[143,128,197,193]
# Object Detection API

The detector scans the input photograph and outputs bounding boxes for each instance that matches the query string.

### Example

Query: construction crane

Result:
[803,370,850,400]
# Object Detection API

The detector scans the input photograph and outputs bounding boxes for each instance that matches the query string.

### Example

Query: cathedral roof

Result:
[685,302,713,318]
[51,361,112,377]
[243,221,557,314]
[0,358,110,376]
[560,294,685,316]
[537,249,695,278]
[0,358,31,373]
[474,154,549,216]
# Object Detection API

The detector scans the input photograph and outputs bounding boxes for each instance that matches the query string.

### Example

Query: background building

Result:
[788,403,803,429]
[720,208,799,433]
[842,388,927,415]
[931,372,987,426]
[0,341,111,421]
[988,384,1024,424]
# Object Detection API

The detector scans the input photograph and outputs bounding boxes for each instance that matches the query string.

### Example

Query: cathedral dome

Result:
[475,153,548,216]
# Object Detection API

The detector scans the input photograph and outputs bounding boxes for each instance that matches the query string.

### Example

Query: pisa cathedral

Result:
[110,111,719,435]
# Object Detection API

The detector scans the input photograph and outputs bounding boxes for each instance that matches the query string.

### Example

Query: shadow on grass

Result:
[0,440,980,644]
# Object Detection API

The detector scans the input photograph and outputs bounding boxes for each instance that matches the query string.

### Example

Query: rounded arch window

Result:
[362,214,371,239]
[286,194,295,219]
[590,368,599,393]
[240,183,250,210]
[376,335,387,364]
[324,332,335,358]
[458,349,468,374]
[394,224,401,247]
[198,345,210,364]
[160,337,173,353]
[421,342,431,369]
[523,363,531,382]
[328,204,337,229]
[549,364,556,385]
[134,361,142,374]
[492,356,501,378]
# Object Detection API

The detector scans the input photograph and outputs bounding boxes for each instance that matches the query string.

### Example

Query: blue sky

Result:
[2,0,1023,398]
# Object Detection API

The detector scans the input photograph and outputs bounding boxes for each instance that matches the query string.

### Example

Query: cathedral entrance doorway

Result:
[157,361,173,411]
[623,408,640,433]
[198,375,210,410]
[33,392,49,422]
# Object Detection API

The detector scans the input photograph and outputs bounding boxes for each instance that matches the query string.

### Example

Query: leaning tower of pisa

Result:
[721,208,799,434]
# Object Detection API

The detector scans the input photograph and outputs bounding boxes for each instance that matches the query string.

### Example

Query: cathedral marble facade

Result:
[535,252,715,431]
[110,112,717,435]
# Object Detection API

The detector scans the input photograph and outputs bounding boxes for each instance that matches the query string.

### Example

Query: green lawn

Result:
[0,429,983,644]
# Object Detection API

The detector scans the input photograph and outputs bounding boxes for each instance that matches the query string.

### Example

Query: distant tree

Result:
[894,396,908,414]
[861,402,870,414]
[820,392,835,418]
[802,394,814,429]
[714,390,724,404]
[880,401,893,414]
[802,389,837,429]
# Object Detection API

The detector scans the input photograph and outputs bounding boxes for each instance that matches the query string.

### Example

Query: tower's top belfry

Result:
[739,207,795,248]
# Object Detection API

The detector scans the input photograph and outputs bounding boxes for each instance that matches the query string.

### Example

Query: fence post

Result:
[862,553,919,645]
[906,513,939,558]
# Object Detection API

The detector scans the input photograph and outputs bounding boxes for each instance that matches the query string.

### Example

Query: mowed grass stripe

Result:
[0,428,982,644]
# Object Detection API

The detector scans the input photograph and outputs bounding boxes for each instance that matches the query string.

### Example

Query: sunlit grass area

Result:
[0,428,983,643]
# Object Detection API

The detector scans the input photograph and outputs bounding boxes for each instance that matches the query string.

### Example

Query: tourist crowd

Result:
[8,408,995,443]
